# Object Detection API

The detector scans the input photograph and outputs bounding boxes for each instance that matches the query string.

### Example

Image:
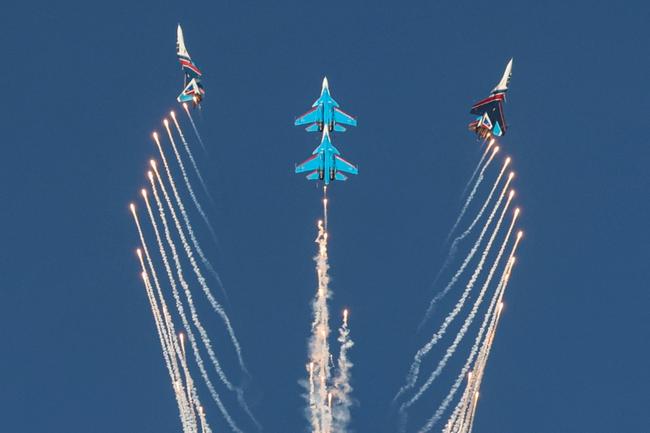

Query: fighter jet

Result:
[295,78,357,133]
[177,25,205,107]
[295,128,358,185]
[468,59,513,139]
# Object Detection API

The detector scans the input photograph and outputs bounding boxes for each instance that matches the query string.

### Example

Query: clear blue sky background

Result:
[1,1,649,432]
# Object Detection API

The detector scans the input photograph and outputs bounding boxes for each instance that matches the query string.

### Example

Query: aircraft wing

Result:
[295,106,322,126]
[470,95,507,135]
[335,155,358,175]
[333,107,357,127]
[296,154,322,173]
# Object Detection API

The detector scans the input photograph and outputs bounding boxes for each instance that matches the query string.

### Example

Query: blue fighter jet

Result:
[295,77,357,133]
[295,128,358,185]
[468,59,513,139]
[177,25,205,107]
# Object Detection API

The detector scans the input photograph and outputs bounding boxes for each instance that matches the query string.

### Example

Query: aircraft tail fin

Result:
[492,121,503,137]
[334,124,347,132]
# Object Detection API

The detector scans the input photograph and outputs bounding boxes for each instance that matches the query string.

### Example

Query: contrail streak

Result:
[183,102,208,153]
[419,170,514,326]
[446,146,499,243]
[414,211,520,433]
[424,157,511,314]
[461,139,495,199]
[170,111,215,206]
[332,309,354,433]
[152,132,227,299]
[144,178,248,433]
[163,118,219,247]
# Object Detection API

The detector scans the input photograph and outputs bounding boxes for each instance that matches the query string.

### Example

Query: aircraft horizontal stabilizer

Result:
[335,172,348,181]
[306,171,321,181]
[305,123,320,132]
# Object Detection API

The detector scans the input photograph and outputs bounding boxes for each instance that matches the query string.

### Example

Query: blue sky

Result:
[0,1,649,432]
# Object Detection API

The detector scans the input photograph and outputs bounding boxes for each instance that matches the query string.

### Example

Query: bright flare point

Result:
[129,203,135,213]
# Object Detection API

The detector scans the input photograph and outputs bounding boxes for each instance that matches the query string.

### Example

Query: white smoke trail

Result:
[421,294,503,433]
[307,361,317,432]
[163,119,219,247]
[423,158,511,316]
[443,372,475,433]
[399,195,517,420]
[152,132,227,300]
[305,219,334,433]
[144,178,249,433]
[332,309,354,433]
[450,240,521,433]
[139,268,193,433]
[447,157,511,255]
[397,176,515,404]
[413,211,520,433]
[178,332,200,433]
[444,257,515,433]
[150,162,248,374]
[445,146,499,243]
[461,139,495,199]
[170,111,214,205]
[183,102,208,153]
[138,194,214,433]
[420,169,514,325]
[131,206,194,432]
